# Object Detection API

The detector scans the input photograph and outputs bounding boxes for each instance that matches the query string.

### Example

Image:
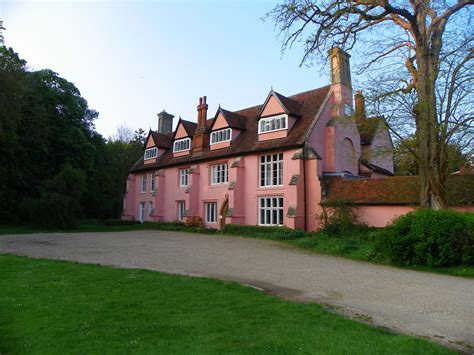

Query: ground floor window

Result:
[258,197,284,226]
[205,202,217,223]
[178,201,186,221]
[139,202,145,222]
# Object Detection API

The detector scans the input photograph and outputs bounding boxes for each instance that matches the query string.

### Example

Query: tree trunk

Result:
[415,53,447,210]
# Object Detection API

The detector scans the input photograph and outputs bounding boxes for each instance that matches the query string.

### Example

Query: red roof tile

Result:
[130,85,331,171]
[323,175,474,205]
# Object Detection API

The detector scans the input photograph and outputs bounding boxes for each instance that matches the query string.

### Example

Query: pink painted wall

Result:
[213,113,228,129]
[356,205,474,228]
[210,141,231,150]
[357,205,415,228]
[258,129,287,141]
[145,136,155,148]
[124,148,307,230]
[366,126,394,174]
[175,124,188,139]
[261,95,285,117]
[173,150,190,158]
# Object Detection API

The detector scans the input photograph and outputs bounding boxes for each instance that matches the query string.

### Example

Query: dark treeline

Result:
[0,47,144,227]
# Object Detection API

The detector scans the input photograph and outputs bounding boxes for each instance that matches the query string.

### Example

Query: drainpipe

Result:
[303,143,307,232]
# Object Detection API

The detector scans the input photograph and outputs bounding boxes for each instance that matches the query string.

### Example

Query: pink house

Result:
[122,48,395,230]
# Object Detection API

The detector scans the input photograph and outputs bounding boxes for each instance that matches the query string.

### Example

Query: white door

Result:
[139,202,145,223]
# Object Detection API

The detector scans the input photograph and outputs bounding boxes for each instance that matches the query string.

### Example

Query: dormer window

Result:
[210,128,231,145]
[173,138,191,152]
[258,114,287,134]
[144,147,158,160]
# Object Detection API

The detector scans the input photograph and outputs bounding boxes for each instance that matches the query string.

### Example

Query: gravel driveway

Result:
[1,230,473,350]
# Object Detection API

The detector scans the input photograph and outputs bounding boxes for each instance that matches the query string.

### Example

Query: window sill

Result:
[209,183,229,188]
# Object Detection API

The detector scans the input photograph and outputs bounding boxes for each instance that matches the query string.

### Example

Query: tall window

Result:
[144,147,158,160]
[179,168,190,187]
[258,114,287,133]
[210,128,231,144]
[141,174,147,193]
[150,173,155,192]
[205,202,217,223]
[259,197,284,226]
[139,202,145,222]
[173,138,191,152]
[177,201,186,221]
[211,164,228,185]
[260,153,283,187]
[148,202,154,218]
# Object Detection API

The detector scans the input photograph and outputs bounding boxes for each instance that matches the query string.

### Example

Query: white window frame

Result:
[259,153,284,187]
[210,128,232,145]
[258,197,284,226]
[177,201,186,221]
[179,168,190,187]
[148,201,154,218]
[258,114,288,134]
[173,138,191,152]
[205,202,218,224]
[139,202,145,222]
[144,147,158,160]
[210,163,228,185]
[141,174,147,193]
[150,173,155,192]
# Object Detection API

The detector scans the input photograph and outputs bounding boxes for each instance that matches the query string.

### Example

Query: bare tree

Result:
[111,124,134,143]
[268,0,473,209]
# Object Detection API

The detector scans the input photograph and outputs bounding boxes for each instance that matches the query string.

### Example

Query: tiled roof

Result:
[180,120,198,137]
[218,108,246,130]
[130,85,331,172]
[323,175,474,205]
[273,91,302,117]
[150,131,172,149]
[360,159,393,176]
[358,117,384,144]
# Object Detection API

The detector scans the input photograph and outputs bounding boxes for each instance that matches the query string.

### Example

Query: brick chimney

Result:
[193,96,209,154]
[354,90,366,122]
[328,47,352,89]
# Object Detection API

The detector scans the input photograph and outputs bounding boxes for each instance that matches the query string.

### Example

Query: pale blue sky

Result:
[2,0,330,137]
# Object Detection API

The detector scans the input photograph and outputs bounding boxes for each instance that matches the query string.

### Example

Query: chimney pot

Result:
[203,96,207,104]
[199,97,203,105]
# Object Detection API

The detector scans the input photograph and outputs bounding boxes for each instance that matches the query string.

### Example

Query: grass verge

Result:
[0,255,452,354]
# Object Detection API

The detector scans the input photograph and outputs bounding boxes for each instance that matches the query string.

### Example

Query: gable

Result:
[175,123,189,139]
[145,134,156,148]
[213,112,229,130]
[261,95,286,117]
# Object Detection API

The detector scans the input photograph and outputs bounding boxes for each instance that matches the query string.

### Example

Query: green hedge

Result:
[104,219,140,226]
[223,224,305,240]
[376,209,474,267]
[141,221,218,234]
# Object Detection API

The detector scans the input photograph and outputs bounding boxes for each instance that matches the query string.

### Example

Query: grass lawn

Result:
[0,255,452,354]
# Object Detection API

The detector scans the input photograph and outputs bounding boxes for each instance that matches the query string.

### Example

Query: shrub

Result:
[142,221,186,231]
[185,216,203,228]
[318,200,366,236]
[223,224,305,240]
[376,209,474,267]
[104,219,140,226]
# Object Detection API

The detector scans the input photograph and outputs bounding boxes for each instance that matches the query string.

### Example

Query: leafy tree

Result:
[22,164,87,228]
[268,0,473,209]
[394,136,468,175]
